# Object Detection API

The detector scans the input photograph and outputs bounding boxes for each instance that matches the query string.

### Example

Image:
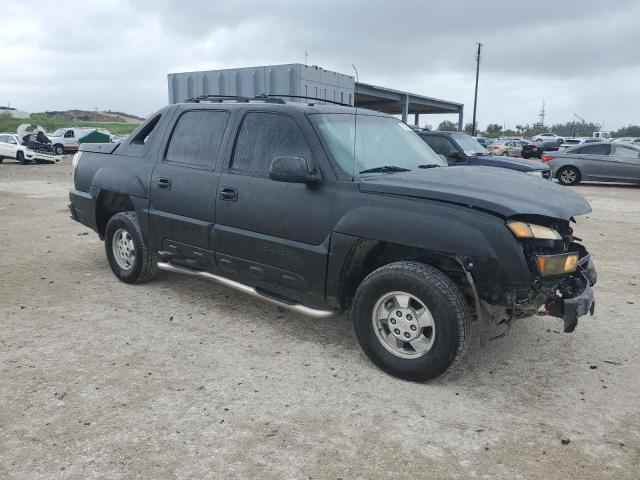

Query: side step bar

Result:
[157,262,339,319]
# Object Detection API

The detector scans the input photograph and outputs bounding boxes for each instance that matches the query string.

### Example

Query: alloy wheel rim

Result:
[561,169,576,183]
[371,291,436,359]
[112,228,135,270]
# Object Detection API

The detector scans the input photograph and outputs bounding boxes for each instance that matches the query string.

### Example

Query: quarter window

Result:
[231,112,312,177]
[165,110,229,168]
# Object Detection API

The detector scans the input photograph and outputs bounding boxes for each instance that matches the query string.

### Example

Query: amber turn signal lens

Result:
[535,252,579,276]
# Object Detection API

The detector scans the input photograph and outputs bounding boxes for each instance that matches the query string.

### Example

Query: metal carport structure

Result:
[355,82,464,131]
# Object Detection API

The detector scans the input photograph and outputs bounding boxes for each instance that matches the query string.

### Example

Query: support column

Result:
[458,106,464,132]
[414,113,419,127]
[401,95,409,124]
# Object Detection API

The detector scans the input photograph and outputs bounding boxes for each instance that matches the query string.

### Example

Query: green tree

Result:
[485,124,503,137]
[463,122,477,135]
[437,120,459,132]
[612,125,640,137]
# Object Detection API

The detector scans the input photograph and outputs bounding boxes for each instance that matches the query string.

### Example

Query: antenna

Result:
[351,64,359,180]
[304,50,309,66]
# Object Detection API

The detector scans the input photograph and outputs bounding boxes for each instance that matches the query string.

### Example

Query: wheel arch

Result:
[95,190,135,239]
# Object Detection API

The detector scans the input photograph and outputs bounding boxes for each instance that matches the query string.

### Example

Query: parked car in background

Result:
[0,133,62,164]
[559,138,601,149]
[418,131,551,178]
[486,140,523,157]
[533,133,564,144]
[522,140,561,159]
[475,137,494,148]
[543,142,640,185]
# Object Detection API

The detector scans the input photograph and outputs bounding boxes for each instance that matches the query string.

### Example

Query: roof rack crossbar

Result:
[263,94,351,107]
[183,93,352,107]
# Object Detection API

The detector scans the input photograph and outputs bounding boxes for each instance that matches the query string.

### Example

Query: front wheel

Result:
[351,261,470,381]
[104,212,157,284]
[502,151,509,157]
[53,144,65,155]
[17,151,26,164]
[557,166,581,185]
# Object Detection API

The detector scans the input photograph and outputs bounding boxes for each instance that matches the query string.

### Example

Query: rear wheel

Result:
[558,166,581,185]
[0,156,4,164]
[351,261,470,381]
[105,212,157,284]
[502,151,509,157]
[17,151,26,164]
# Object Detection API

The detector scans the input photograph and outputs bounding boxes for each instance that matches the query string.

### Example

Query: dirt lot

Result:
[1,159,639,479]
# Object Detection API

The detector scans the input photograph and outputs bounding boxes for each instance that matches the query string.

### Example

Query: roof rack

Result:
[185,94,285,104]
[184,93,351,107]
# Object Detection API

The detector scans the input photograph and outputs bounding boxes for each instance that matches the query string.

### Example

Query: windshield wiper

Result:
[359,165,411,174]
[417,164,442,169]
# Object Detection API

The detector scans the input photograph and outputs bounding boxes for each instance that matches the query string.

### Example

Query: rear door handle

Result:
[219,187,238,201]
[156,177,172,190]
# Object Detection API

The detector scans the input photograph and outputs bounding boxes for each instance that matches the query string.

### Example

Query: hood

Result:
[467,154,547,171]
[358,166,591,220]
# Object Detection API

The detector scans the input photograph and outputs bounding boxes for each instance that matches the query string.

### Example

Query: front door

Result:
[149,109,230,264]
[214,111,335,298]
[572,143,612,180]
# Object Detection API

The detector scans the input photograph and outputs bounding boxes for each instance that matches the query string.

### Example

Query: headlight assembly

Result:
[506,220,562,241]
[526,170,543,177]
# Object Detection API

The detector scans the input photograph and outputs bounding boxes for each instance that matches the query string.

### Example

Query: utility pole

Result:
[471,42,482,137]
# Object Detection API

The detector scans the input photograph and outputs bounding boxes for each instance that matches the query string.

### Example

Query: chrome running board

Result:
[157,261,339,319]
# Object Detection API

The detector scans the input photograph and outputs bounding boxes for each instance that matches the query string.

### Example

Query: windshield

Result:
[50,128,65,137]
[311,114,446,176]
[451,134,490,156]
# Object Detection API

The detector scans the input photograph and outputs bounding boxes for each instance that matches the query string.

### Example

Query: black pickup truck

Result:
[69,96,597,381]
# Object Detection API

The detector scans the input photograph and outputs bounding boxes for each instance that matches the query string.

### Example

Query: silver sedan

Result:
[542,142,640,185]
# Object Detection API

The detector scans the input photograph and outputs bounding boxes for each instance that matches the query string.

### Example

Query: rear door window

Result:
[422,136,456,157]
[574,144,611,155]
[165,110,229,168]
[231,112,312,177]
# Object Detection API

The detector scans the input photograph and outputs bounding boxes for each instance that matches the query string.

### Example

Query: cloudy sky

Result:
[2,0,638,130]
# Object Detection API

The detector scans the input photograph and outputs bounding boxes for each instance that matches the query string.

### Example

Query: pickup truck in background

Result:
[68,95,597,381]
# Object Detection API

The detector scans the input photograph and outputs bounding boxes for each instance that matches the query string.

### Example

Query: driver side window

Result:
[231,112,313,177]
[64,130,74,138]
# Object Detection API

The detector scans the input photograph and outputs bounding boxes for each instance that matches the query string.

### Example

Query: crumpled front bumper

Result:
[547,256,597,333]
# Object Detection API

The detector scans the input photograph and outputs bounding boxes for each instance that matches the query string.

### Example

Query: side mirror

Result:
[269,156,321,184]
[448,151,463,161]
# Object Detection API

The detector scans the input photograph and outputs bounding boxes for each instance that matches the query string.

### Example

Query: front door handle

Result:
[219,187,238,201]
[156,177,172,190]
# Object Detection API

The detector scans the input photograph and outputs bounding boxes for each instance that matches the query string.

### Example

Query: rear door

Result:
[149,108,230,263]
[568,143,611,180]
[607,145,640,181]
[214,110,335,298]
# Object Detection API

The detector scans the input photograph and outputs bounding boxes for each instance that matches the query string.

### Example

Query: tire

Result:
[351,261,471,381]
[17,151,26,164]
[0,157,4,164]
[53,144,65,155]
[104,211,157,284]
[502,151,509,157]
[557,166,581,186]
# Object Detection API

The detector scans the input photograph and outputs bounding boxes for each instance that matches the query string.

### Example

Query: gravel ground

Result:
[0,159,639,479]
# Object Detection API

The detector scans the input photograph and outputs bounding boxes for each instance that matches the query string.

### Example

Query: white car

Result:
[612,137,640,145]
[559,138,601,149]
[0,133,62,164]
[532,133,564,144]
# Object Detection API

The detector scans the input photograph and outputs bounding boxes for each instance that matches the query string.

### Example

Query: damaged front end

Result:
[475,216,597,334]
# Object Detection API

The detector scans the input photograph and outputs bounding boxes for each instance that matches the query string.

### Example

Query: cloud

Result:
[1,0,637,129]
